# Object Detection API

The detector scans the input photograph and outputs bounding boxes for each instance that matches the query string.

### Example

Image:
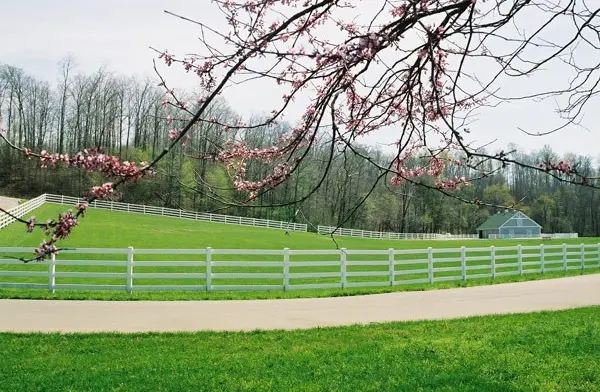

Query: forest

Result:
[1,60,598,236]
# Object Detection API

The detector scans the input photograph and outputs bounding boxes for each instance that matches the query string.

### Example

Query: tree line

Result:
[1,61,598,236]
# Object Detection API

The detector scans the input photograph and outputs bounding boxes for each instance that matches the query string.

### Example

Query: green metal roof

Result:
[476,211,516,231]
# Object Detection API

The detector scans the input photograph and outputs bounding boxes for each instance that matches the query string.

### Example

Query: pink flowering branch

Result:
[0,131,158,262]
[0,203,88,262]
[1,133,152,182]
[146,0,488,204]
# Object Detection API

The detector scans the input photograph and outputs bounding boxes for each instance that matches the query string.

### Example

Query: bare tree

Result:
[56,55,75,152]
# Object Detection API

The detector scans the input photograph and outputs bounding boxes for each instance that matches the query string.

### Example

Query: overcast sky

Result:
[2,0,599,160]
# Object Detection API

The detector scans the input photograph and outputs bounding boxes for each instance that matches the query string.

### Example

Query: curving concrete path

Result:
[0,274,599,333]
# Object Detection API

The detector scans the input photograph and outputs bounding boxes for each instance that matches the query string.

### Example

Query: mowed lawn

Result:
[3,203,599,250]
[1,307,599,391]
[0,203,599,300]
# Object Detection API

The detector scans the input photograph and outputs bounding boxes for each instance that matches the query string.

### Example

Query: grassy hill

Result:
[1,203,596,250]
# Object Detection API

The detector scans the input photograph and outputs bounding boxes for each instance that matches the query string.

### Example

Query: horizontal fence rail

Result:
[549,233,580,238]
[318,225,478,240]
[0,195,46,230]
[488,233,579,239]
[0,243,597,293]
[44,194,307,232]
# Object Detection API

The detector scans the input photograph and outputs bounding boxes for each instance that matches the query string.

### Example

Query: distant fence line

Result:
[318,226,579,241]
[0,194,308,232]
[318,225,478,240]
[0,243,597,293]
[0,195,46,230]
[489,233,579,239]
[546,233,579,239]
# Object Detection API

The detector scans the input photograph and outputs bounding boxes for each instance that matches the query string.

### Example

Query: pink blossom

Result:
[53,211,78,239]
[26,216,35,233]
[90,183,114,199]
[428,157,445,177]
[537,160,573,175]
[34,240,59,261]
[159,51,174,66]
[436,176,469,191]
[168,129,179,141]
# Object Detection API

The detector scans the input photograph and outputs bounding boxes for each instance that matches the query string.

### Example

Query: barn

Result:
[476,210,542,239]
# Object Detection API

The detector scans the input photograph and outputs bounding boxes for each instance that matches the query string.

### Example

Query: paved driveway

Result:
[0,196,20,211]
[0,274,598,333]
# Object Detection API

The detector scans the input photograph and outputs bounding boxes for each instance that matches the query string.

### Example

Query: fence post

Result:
[562,243,567,271]
[127,203,130,212]
[490,246,496,279]
[61,195,64,204]
[340,248,347,289]
[427,247,434,284]
[143,205,146,214]
[126,247,134,294]
[540,244,545,274]
[48,253,56,294]
[283,248,290,291]
[206,247,212,292]
[388,248,395,286]
[580,243,585,271]
[517,245,523,275]
[461,246,467,281]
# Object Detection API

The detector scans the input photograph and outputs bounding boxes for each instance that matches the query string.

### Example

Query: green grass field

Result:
[1,306,599,391]
[0,203,599,300]
[3,203,600,250]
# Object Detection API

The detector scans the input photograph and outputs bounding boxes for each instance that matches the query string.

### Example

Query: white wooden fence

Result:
[489,233,579,239]
[550,233,579,239]
[0,243,597,293]
[318,225,478,240]
[10,194,307,232]
[0,195,46,230]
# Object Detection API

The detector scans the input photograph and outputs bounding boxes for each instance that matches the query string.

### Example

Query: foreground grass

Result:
[0,268,596,301]
[2,307,599,391]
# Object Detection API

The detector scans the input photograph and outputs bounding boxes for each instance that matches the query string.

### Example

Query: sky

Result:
[1,0,599,160]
